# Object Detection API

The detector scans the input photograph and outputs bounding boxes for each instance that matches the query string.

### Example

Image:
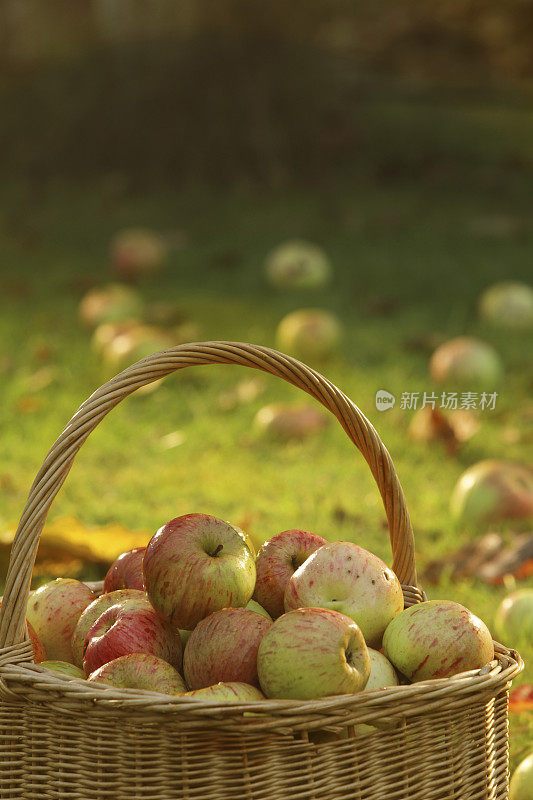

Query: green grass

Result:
[1,130,532,763]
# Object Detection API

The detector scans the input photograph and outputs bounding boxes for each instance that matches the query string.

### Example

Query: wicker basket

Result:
[0,342,523,800]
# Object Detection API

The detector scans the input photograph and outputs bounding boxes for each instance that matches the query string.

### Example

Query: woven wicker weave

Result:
[0,342,523,800]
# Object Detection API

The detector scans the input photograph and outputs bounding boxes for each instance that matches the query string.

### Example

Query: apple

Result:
[382,600,494,681]
[0,600,45,662]
[254,404,329,441]
[101,324,173,370]
[479,281,533,330]
[429,336,503,388]
[284,541,404,647]
[276,309,342,361]
[257,607,370,700]
[26,578,96,662]
[143,513,256,630]
[88,653,186,695]
[493,589,533,648]
[180,682,265,702]
[183,608,272,689]
[245,600,272,621]
[78,284,144,329]
[510,753,533,800]
[91,320,139,357]
[265,240,331,290]
[83,597,182,676]
[253,529,328,619]
[41,661,85,679]
[451,460,533,525]
[110,228,168,282]
[71,589,146,668]
[364,649,399,691]
[103,547,146,592]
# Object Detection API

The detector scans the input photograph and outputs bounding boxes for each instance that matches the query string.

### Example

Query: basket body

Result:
[0,343,522,800]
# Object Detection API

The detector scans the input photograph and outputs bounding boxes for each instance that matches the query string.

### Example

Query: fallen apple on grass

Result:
[265,240,331,290]
[71,589,146,668]
[284,541,404,647]
[143,513,256,630]
[479,281,533,330]
[103,547,146,592]
[78,284,144,329]
[254,403,329,441]
[41,660,85,679]
[88,653,186,695]
[276,309,342,361]
[180,682,265,702]
[382,600,494,682]
[493,589,533,648]
[509,752,533,800]
[450,460,533,525]
[257,607,370,700]
[110,228,168,282]
[183,607,272,689]
[429,336,503,388]
[253,529,328,619]
[26,578,96,662]
[83,597,182,675]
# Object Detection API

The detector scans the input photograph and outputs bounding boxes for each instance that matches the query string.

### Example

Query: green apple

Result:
[41,661,85,679]
[180,682,265,702]
[276,309,342,361]
[383,600,494,682]
[284,541,404,647]
[26,579,96,663]
[479,281,533,330]
[78,284,144,329]
[87,653,186,695]
[257,607,370,700]
[364,649,399,691]
[451,460,533,525]
[429,336,503,388]
[245,600,272,621]
[265,240,331,290]
[494,589,533,649]
[510,753,533,800]
[143,513,256,630]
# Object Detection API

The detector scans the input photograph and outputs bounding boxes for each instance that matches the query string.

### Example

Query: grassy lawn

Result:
[1,92,532,766]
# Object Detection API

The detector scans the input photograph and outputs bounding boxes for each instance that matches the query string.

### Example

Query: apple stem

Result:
[212,544,224,557]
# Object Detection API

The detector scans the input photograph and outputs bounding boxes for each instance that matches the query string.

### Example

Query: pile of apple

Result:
[23,513,496,702]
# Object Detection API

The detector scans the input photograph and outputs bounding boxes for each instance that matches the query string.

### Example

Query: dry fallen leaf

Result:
[408,407,479,455]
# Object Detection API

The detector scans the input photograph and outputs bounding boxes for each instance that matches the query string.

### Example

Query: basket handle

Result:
[0,342,417,651]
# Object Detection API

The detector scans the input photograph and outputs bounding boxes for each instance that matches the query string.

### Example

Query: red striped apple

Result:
[183,607,272,689]
[253,529,328,619]
[143,513,256,630]
[180,682,265,702]
[382,600,494,681]
[71,589,146,667]
[0,601,46,663]
[41,661,85,679]
[26,579,96,662]
[88,653,186,695]
[83,597,181,675]
[257,607,370,700]
[103,547,146,592]
[284,541,404,647]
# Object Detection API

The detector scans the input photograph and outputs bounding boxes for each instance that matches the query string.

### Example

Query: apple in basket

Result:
[88,653,186,695]
[26,578,96,663]
[180,682,265,702]
[41,660,85,679]
[103,547,146,592]
[253,529,328,619]
[364,649,399,691]
[284,541,404,648]
[0,601,46,663]
[143,513,256,630]
[265,239,331,290]
[382,600,495,681]
[83,596,182,675]
[183,607,272,689]
[71,589,147,668]
[245,600,272,620]
[257,607,370,700]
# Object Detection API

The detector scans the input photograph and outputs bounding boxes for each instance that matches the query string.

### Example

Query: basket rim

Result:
[0,647,522,724]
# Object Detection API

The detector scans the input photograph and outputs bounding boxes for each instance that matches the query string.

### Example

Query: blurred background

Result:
[0,0,532,765]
